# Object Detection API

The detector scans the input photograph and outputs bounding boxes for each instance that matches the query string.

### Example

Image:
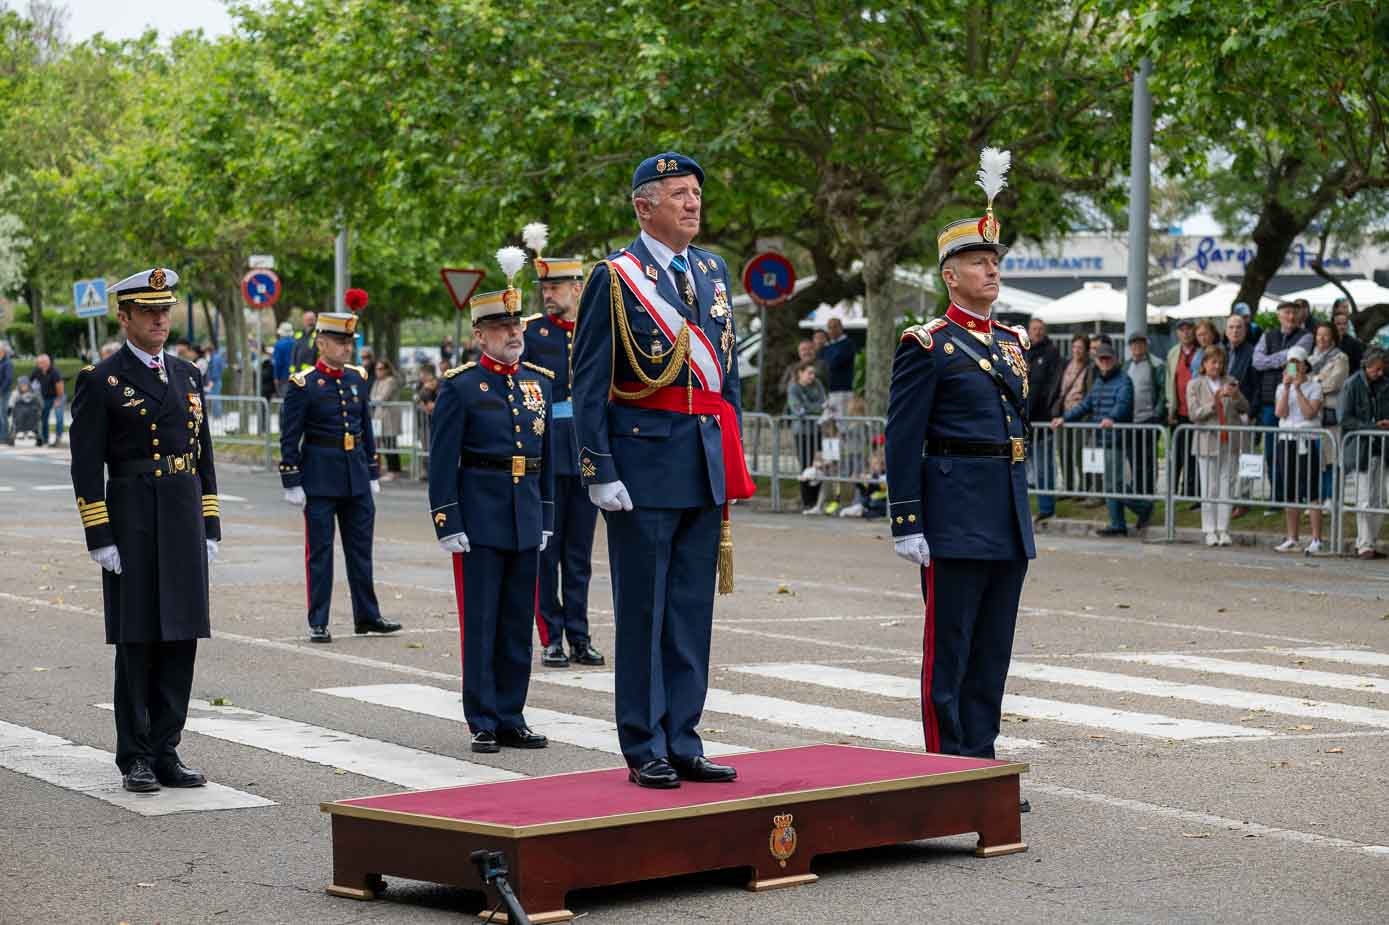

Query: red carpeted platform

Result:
[321,744,1027,922]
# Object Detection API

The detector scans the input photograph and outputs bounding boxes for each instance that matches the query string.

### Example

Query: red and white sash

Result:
[610,250,723,392]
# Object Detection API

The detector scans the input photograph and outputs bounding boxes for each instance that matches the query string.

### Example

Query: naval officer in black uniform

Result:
[885,149,1035,791]
[279,307,401,643]
[69,268,218,792]
[522,245,604,668]
[428,263,555,754]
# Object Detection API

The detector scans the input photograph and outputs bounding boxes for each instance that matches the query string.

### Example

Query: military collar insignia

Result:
[539,326,549,336]
[696,259,708,273]
[646,265,659,281]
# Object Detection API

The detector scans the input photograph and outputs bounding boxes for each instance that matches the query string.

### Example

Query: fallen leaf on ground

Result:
[1326,747,1345,754]
[136,882,156,887]
[32,667,47,672]
[1181,832,1211,839]
[1116,604,1131,609]
[406,642,424,649]
[209,697,230,706]
[1088,734,1107,740]
[1291,724,1314,731]
[775,584,794,595]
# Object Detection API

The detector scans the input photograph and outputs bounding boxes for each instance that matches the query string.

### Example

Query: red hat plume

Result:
[345,288,368,312]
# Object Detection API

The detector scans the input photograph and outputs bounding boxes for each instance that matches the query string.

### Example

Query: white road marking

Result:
[729,664,1270,741]
[34,484,71,491]
[534,670,1043,752]
[1028,781,1389,857]
[0,486,13,492]
[1278,648,1389,669]
[216,493,248,502]
[1009,662,1389,730]
[1018,606,1330,646]
[316,683,751,757]
[1101,653,1389,695]
[0,719,273,815]
[96,700,520,789]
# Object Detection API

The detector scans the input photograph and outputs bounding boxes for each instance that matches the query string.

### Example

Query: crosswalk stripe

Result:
[1009,662,1389,730]
[317,683,751,757]
[0,486,13,492]
[1101,653,1389,695]
[34,484,70,491]
[0,719,273,815]
[1278,648,1389,670]
[96,700,520,789]
[728,664,1270,741]
[534,671,1044,752]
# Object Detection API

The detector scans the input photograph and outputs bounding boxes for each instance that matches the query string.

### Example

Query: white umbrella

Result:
[1280,278,1389,310]
[1034,281,1163,326]
[1165,283,1280,320]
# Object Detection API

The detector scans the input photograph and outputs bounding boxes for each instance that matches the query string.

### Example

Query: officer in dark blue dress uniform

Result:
[70,268,218,793]
[571,152,756,788]
[429,264,555,754]
[885,149,1035,794]
[279,308,401,643]
[522,247,604,668]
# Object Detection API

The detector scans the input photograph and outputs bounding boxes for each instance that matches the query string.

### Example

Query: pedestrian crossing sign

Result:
[73,279,109,318]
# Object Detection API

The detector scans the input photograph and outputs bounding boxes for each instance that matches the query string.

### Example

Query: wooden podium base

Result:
[321,744,1027,922]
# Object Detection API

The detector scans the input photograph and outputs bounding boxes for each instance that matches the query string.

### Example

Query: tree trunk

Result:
[1234,197,1302,309]
[23,278,45,356]
[861,247,898,416]
[218,289,252,395]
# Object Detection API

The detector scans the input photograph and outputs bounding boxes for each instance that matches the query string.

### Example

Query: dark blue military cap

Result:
[632,152,704,190]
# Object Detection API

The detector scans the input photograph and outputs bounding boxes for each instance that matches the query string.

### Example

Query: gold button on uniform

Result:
[150,423,157,431]
[153,453,161,460]
[896,516,904,524]
[908,514,917,523]
[516,441,523,448]
[632,426,640,433]
[514,425,521,433]
[152,438,159,446]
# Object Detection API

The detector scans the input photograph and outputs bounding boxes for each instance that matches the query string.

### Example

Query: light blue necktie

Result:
[669,255,695,306]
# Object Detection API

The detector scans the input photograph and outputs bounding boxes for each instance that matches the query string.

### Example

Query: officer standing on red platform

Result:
[885,149,1035,808]
[429,247,555,754]
[570,152,757,789]
[279,297,401,643]
[520,222,605,669]
[69,268,219,793]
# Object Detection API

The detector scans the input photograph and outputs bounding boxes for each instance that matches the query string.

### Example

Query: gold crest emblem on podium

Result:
[769,813,798,867]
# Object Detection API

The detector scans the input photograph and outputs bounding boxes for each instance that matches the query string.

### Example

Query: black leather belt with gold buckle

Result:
[110,452,196,478]
[306,434,362,451]
[926,439,1027,463]
[461,453,542,475]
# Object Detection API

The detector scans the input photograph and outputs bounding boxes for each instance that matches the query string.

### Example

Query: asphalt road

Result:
[3,441,1388,924]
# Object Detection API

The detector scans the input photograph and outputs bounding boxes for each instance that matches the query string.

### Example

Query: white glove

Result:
[283,486,306,506]
[588,480,634,512]
[91,545,122,574]
[439,532,470,554]
[894,533,931,567]
[206,539,219,564]
[370,479,381,495]
[539,530,553,552]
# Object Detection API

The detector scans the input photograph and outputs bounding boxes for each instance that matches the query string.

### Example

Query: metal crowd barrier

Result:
[206,395,272,469]
[1029,421,1170,526]
[740,412,780,510]
[267,396,431,480]
[1168,423,1339,546]
[1338,430,1389,557]
[776,414,887,515]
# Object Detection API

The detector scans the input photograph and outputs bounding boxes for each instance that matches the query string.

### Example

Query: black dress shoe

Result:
[671,755,738,783]
[496,726,548,749]
[541,641,569,667]
[628,758,680,789]
[154,759,206,788]
[1095,526,1127,537]
[471,731,500,754]
[122,758,160,793]
[354,617,402,635]
[309,625,332,643]
[1020,798,1032,814]
[1134,510,1153,531]
[569,642,605,666]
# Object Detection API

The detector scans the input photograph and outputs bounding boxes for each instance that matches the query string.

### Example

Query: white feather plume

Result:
[521,222,549,255]
[496,246,527,283]
[975,147,1012,205]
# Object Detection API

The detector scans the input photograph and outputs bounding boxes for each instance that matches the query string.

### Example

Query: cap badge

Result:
[978,214,1001,244]
[656,158,670,174]
[149,268,167,289]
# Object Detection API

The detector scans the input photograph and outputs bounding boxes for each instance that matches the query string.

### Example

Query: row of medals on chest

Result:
[477,375,547,439]
[952,324,1028,393]
[643,290,735,360]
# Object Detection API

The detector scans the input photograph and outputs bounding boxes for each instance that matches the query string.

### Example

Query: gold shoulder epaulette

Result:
[1000,323,1030,349]
[522,361,555,380]
[901,317,947,351]
[347,364,367,378]
[290,370,310,387]
[521,312,543,325]
[443,362,477,380]
[80,364,95,373]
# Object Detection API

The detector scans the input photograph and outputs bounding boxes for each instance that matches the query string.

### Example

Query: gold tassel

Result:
[717,504,734,595]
